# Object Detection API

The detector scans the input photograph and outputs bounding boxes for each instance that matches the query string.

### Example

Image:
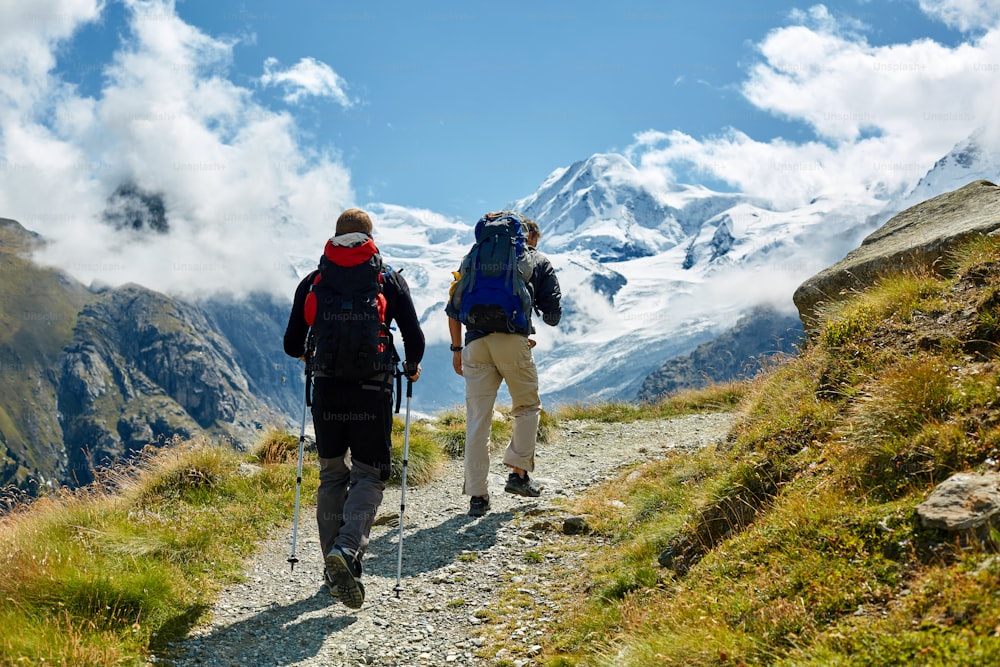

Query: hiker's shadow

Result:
[366,510,514,577]
[166,586,354,666]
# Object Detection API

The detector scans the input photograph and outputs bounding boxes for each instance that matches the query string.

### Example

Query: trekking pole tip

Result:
[393,584,402,598]
[287,556,299,572]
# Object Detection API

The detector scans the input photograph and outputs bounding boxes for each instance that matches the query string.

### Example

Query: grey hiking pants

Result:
[317,455,384,557]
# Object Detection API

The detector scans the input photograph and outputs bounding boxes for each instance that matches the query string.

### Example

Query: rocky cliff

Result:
[637,305,803,402]
[58,285,288,485]
[0,218,93,493]
[0,218,301,495]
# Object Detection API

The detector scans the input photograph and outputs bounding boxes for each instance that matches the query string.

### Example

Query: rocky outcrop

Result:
[0,217,302,495]
[637,306,803,402]
[59,284,286,485]
[917,472,1000,546]
[793,180,1000,329]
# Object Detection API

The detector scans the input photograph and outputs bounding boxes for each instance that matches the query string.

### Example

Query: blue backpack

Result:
[448,211,536,333]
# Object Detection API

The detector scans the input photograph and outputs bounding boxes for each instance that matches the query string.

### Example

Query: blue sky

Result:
[44,0,965,219]
[0,0,997,295]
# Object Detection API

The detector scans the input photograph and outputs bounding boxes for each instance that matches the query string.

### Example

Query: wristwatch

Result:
[450,345,463,351]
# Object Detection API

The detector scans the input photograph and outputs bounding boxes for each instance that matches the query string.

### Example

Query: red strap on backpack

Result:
[303,273,323,327]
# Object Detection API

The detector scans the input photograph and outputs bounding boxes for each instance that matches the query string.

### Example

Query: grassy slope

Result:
[0,438,299,665]
[0,220,92,487]
[0,410,476,665]
[531,236,1000,666]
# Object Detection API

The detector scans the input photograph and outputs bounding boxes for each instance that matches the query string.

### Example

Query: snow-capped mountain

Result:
[522,198,878,405]
[344,151,890,412]
[511,153,743,261]
[884,129,1000,218]
[283,136,994,414]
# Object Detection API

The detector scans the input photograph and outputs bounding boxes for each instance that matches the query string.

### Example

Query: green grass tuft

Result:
[556,382,744,423]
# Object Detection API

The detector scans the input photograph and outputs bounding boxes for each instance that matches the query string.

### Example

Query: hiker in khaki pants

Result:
[447,217,562,517]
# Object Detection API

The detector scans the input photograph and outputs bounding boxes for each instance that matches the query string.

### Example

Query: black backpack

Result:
[305,232,395,380]
[446,211,536,333]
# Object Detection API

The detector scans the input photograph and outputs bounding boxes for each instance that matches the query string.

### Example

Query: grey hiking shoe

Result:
[325,546,365,609]
[504,471,542,497]
[468,495,490,517]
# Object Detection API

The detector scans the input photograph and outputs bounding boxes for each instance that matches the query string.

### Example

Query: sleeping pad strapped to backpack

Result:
[447,211,537,333]
[304,231,395,380]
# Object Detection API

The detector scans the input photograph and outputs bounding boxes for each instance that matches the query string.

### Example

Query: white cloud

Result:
[260,56,354,106]
[920,0,1000,31]
[0,0,103,120]
[0,0,103,73]
[787,4,869,37]
[0,0,357,299]
[4,0,1000,305]
[626,4,1000,211]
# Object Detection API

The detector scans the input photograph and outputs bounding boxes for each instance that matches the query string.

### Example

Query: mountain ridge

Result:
[0,219,300,495]
[4,132,1000,495]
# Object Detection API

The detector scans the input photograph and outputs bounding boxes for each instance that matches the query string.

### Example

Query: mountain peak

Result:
[530,153,638,204]
[887,128,1000,215]
[574,152,635,175]
[510,153,689,261]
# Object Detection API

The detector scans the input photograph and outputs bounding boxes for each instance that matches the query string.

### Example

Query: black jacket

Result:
[527,247,562,329]
[283,268,425,375]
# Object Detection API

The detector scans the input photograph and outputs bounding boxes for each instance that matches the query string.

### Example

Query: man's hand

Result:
[405,362,422,382]
[451,350,463,376]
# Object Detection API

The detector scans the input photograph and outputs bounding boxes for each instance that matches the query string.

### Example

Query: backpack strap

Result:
[504,244,516,292]
[467,245,481,292]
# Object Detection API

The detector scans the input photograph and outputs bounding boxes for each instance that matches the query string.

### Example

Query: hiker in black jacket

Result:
[447,216,561,517]
[284,208,424,609]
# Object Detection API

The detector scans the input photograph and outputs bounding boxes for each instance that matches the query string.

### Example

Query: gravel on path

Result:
[162,412,735,667]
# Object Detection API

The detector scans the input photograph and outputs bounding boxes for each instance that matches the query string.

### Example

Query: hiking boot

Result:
[504,471,542,498]
[322,568,340,598]
[468,495,490,517]
[324,546,365,609]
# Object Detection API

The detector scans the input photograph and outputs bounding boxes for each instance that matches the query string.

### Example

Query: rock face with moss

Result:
[793,180,1000,329]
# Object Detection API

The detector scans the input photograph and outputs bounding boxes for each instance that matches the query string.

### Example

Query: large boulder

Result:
[793,180,1000,330]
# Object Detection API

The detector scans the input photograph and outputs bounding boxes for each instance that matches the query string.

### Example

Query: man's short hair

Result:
[335,208,373,235]
[522,217,541,238]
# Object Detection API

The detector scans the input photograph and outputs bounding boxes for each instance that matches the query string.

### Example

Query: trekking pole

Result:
[393,377,414,597]
[288,337,314,572]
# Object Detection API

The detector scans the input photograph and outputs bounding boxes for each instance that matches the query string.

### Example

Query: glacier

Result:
[289,132,1000,415]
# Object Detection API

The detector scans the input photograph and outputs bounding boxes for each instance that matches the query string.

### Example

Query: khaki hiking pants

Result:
[462,333,540,498]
